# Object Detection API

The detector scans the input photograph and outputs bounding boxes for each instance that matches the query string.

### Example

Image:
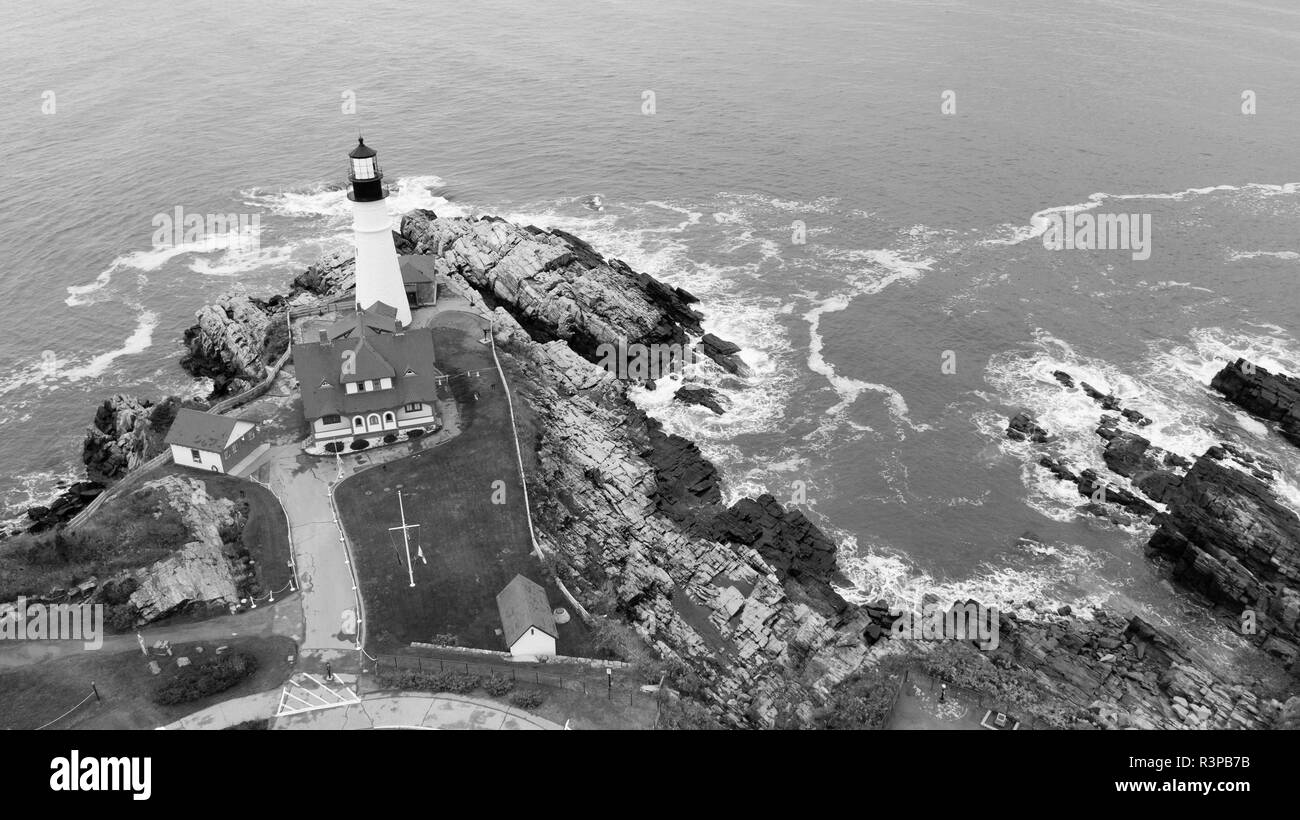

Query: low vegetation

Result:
[0,487,188,602]
[151,651,258,706]
[374,668,544,706]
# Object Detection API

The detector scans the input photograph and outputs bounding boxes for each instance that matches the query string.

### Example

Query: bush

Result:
[406,429,424,438]
[483,674,515,697]
[383,434,397,444]
[323,442,342,454]
[104,602,138,632]
[263,320,290,365]
[374,669,480,695]
[350,439,369,451]
[151,651,258,706]
[509,691,545,710]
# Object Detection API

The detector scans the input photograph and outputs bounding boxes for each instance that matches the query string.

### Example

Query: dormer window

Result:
[404,368,417,376]
[379,377,392,390]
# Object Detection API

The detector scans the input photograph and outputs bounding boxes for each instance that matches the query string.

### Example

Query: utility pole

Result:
[388,490,420,588]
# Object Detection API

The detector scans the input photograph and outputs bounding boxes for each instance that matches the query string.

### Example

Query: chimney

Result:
[318,330,329,344]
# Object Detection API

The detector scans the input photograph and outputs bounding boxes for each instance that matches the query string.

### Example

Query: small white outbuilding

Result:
[163,409,261,475]
[496,574,558,659]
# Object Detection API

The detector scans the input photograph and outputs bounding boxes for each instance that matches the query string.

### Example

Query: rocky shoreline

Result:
[8,209,1297,728]
[1005,365,1300,668]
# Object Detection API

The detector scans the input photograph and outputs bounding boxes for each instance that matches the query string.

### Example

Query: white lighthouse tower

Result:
[347,138,410,327]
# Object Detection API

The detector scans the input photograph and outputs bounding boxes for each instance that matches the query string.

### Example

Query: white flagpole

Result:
[388,490,420,588]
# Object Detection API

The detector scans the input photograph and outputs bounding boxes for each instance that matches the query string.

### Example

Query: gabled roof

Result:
[400,255,437,284]
[164,409,249,452]
[326,306,399,340]
[294,315,441,420]
[496,575,557,647]
[350,338,396,381]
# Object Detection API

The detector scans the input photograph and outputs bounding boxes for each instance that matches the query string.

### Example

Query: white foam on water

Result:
[985,182,1300,248]
[801,247,935,438]
[188,241,297,276]
[241,175,449,219]
[830,521,1110,618]
[1,467,86,524]
[59,309,159,381]
[1228,250,1300,261]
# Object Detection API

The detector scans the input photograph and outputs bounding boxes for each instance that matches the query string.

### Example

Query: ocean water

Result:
[3,0,1300,641]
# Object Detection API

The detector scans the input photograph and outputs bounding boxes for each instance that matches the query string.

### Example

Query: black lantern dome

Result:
[348,138,386,202]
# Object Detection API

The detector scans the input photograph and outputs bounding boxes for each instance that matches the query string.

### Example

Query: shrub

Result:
[406,429,424,439]
[483,674,515,697]
[509,691,545,710]
[323,442,342,454]
[263,320,290,365]
[104,602,138,632]
[383,434,397,444]
[350,439,369,451]
[152,651,258,706]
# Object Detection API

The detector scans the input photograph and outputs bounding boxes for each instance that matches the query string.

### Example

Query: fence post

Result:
[417,657,422,673]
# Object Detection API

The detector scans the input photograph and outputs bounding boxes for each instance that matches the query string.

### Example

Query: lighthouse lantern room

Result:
[347,138,410,326]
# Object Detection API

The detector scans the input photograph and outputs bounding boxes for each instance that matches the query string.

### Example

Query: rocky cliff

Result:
[1211,358,1300,449]
[126,475,248,622]
[398,212,751,377]
[180,285,283,396]
[81,394,183,484]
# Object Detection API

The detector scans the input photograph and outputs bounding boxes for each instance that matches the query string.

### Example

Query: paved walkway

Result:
[239,445,359,664]
[273,691,561,730]
[160,689,281,730]
[0,601,300,670]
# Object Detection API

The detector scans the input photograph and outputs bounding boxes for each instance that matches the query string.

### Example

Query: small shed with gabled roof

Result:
[496,574,558,659]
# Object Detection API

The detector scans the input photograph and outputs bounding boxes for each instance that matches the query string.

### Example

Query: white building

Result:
[496,575,558,659]
[163,409,262,474]
[347,138,411,327]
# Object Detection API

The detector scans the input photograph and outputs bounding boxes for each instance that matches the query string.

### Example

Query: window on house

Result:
[345,382,358,394]
[380,377,392,390]
[364,380,374,391]
[191,448,202,463]
[322,414,341,425]
[353,416,365,430]
[404,403,422,412]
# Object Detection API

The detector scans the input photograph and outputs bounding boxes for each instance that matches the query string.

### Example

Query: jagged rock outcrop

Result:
[126,475,248,622]
[22,481,104,533]
[291,247,356,298]
[180,285,275,395]
[674,385,725,415]
[81,394,181,483]
[697,333,752,378]
[1146,458,1300,665]
[1211,358,1300,448]
[1006,411,1049,443]
[994,611,1281,729]
[1018,367,1300,670]
[398,212,749,377]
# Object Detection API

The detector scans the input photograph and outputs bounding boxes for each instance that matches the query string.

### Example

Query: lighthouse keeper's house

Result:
[293,309,442,448]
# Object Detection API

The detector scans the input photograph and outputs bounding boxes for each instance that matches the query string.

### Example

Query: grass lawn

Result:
[338,327,593,656]
[0,635,296,730]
